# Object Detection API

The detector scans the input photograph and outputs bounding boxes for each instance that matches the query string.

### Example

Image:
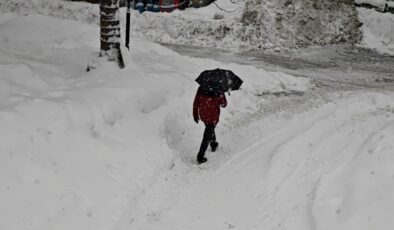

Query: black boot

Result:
[197,153,207,164]
[210,141,218,152]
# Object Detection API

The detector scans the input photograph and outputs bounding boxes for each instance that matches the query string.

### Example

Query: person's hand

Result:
[194,116,199,124]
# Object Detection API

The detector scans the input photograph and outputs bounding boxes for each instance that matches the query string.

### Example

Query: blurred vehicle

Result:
[65,0,190,12]
[189,0,215,8]
[135,0,188,12]
[158,0,188,12]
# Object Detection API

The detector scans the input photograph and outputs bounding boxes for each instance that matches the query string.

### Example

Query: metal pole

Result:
[125,0,131,50]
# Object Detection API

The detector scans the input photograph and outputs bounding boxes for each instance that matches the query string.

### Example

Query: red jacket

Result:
[193,88,227,125]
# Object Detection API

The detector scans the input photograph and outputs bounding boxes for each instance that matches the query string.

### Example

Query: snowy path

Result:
[127,91,394,230]
[122,46,394,230]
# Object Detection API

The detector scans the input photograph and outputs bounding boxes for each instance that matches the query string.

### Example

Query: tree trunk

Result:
[100,0,125,68]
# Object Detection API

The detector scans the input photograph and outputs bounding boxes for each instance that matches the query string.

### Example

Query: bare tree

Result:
[100,0,125,68]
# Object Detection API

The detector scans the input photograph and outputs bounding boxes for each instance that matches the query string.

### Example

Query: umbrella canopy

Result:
[195,68,243,95]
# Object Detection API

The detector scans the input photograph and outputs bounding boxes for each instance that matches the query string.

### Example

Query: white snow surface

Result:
[1,6,394,230]
[357,8,394,55]
[0,13,311,230]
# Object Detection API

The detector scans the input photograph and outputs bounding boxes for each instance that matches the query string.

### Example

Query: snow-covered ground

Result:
[162,43,394,230]
[1,2,394,230]
[0,13,311,230]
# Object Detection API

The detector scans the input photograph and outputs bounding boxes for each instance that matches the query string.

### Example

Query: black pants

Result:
[198,124,216,156]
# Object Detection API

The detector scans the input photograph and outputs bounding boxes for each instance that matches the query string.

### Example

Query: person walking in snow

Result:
[193,86,227,164]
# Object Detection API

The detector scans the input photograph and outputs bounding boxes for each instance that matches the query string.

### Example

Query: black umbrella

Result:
[195,68,243,95]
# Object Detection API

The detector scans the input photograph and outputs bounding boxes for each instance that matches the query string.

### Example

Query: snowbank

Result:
[0,14,311,230]
[241,0,362,48]
[2,0,393,56]
[1,0,363,51]
[357,8,394,55]
[129,0,363,50]
[0,0,99,24]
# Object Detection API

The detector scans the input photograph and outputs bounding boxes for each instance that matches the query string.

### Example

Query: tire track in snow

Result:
[248,94,394,230]
[311,119,394,230]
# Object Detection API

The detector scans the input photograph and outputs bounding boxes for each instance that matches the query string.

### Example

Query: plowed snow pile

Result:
[131,0,362,50]
[1,0,362,51]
